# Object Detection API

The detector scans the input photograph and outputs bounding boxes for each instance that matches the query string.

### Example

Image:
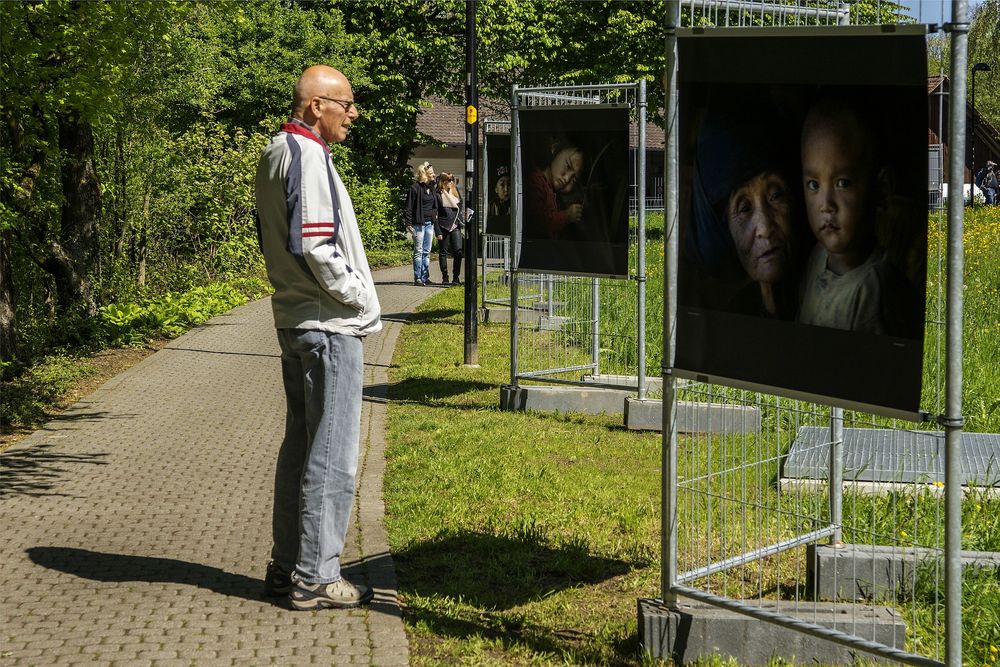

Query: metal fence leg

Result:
[662,0,681,610]
[829,407,844,546]
[945,3,968,664]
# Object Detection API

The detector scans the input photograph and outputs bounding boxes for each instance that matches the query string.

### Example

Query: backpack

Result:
[975,167,987,188]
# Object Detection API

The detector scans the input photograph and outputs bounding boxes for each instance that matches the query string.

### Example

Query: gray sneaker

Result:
[289,577,374,610]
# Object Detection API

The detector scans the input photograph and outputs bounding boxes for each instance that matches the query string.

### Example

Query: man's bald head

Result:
[293,65,349,116]
[291,65,359,145]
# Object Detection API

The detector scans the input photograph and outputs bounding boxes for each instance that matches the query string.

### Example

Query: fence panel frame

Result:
[508,81,650,398]
[658,2,968,665]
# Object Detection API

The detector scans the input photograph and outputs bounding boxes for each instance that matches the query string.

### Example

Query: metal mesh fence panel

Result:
[656,2,983,665]
[509,82,651,394]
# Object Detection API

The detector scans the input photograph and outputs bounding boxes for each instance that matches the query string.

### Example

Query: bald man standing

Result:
[255,65,381,610]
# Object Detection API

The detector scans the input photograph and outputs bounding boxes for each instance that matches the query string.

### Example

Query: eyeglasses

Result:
[316,96,358,113]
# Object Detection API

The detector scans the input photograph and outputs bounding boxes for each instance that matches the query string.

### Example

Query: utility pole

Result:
[463,0,480,366]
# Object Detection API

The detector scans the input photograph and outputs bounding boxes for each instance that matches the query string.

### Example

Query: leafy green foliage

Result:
[927,0,1000,132]
[0,353,98,429]
[99,283,248,347]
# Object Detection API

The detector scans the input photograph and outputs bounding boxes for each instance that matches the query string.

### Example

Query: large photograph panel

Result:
[516,106,630,277]
[675,29,929,419]
[485,132,512,236]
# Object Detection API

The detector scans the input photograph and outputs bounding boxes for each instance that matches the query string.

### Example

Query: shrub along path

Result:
[0,264,438,666]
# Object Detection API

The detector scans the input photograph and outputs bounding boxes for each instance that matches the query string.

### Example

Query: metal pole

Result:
[510,86,520,389]
[838,1,850,26]
[662,0,681,609]
[829,407,843,545]
[637,79,648,401]
[463,0,479,366]
[971,67,977,206]
[480,135,488,312]
[547,276,554,319]
[592,277,600,376]
[945,3,968,665]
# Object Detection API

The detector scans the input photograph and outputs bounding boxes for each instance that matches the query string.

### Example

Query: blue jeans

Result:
[412,220,433,283]
[272,328,363,584]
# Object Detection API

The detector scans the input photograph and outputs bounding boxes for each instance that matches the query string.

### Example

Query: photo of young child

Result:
[797,93,923,338]
[516,105,630,277]
[524,136,587,240]
[798,96,889,333]
[485,132,512,236]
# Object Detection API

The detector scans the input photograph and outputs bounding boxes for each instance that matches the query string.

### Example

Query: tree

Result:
[1,1,186,352]
[329,0,466,187]
[969,0,1000,131]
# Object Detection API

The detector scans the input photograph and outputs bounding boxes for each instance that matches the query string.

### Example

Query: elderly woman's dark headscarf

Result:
[686,94,798,279]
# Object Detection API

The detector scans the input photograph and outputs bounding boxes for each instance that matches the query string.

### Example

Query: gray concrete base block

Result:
[638,598,905,665]
[807,543,1000,601]
[499,384,630,416]
[538,315,570,331]
[482,307,543,324]
[581,373,664,394]
[481,306,511,323]
[624,397,762,433]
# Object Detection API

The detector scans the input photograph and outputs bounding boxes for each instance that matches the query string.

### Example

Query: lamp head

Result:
[972,63,992,73]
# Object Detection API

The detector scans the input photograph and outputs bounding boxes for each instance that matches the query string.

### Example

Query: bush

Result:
[98,282,248,347]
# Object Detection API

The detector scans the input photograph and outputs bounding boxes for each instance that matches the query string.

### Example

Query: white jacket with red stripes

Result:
[255,119,382,337]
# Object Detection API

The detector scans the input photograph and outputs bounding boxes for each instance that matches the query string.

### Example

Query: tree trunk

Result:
[0,231,21,367]
[48,111,100,317]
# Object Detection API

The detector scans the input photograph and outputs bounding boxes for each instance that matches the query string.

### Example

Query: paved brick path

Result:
[1,264,437,666]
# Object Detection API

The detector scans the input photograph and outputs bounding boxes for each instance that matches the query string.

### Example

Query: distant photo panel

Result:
[516,106,630,277]
[675,27,929,419]
[485,132,512,236]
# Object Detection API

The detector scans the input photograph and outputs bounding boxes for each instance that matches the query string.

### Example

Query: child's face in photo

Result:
[801,121,876,257]
[545,147,584,193]
[495,175,510,202]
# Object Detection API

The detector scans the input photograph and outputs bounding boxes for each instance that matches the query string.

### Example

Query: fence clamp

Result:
[936,414,966,429]
[941,21,970,34]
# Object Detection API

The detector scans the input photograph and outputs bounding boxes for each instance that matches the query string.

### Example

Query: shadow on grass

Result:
[395,528,629,610]
[404,307,463,325]
[395,528,635,663]
[0,442,109,498]
[367,376,497,406]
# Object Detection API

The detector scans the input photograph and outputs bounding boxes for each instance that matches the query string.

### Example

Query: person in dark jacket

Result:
[403,161,438,285]
[434,172,464,285]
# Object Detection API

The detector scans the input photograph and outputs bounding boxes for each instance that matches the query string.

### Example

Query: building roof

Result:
[415,97,666,149]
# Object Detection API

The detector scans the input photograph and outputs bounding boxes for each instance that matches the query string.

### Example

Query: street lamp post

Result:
[970,62,992,206]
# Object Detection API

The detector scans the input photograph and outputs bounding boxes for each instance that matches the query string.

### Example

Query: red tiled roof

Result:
[415,97,666,149]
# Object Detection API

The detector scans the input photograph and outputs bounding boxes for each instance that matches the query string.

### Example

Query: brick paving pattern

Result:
[1,264,436,666]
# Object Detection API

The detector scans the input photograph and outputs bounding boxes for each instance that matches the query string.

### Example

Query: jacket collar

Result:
[281,118,329,154]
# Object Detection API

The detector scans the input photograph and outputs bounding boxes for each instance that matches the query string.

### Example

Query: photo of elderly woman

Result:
[516,106,630,277]
[681,92,805,320]
[485,132,512,236]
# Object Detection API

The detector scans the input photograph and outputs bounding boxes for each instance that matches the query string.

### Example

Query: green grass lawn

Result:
[385,293,663,665]
[384,206,999,665]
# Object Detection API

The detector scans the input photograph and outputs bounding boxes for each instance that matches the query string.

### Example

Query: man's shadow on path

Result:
[26,546,386,609]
